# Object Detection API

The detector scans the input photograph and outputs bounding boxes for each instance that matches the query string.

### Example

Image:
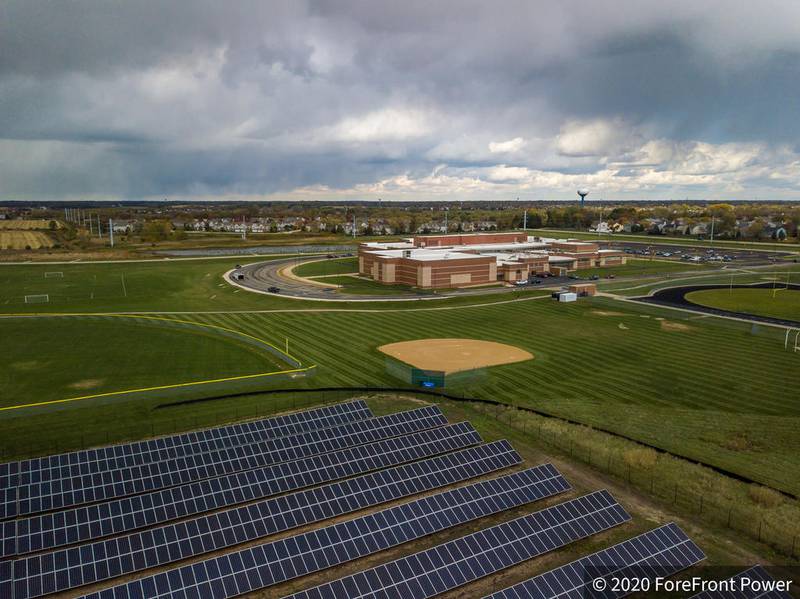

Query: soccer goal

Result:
[44,272,64,278]
[24,294,50,304]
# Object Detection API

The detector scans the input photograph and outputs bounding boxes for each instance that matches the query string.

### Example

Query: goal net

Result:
[24,294,50,304]
[44,272,64,278]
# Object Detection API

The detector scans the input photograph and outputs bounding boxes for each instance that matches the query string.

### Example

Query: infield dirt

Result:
[377,338,533,374]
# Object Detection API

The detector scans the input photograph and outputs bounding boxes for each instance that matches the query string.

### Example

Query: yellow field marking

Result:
[0,312,314,412]
[0,365,317,412]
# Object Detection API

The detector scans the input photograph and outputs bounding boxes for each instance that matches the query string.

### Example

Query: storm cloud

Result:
[1,0,799,200]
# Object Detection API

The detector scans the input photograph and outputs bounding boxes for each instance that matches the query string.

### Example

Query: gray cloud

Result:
[1,0,799,200]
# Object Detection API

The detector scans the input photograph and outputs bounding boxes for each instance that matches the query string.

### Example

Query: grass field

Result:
[0,230,54,250]
[325,274,424,295]
[0,257,523,312]
[2,257,800,499]
[3,281,798,495]
[293,257,358,277]
[0,316,289,408]
[686,287,800,320]
[576,257,716,278]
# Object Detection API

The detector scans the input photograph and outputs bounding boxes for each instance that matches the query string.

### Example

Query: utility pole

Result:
[523,210,527,231]
[352,214,356,239]
[109,219,114,247]
[444,208,448,233]
[97,214,102,238]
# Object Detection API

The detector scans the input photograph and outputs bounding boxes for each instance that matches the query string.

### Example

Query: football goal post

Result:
[24,294,50,304]
[44,272,64,278]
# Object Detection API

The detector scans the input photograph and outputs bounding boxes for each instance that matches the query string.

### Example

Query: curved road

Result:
[632,282,800,328]
[227,256,557,302]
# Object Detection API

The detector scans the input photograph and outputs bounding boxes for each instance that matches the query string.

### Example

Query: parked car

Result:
[514,280,528,287]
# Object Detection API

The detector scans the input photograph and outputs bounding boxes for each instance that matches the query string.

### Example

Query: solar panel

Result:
[0,400,372,490]
[288,489,630,599]
[690,565,793,599]
[77,464,570,599]
[485,522,705,599]
[2,422,480,558]
[1,405,447,519]
[7,440,523,597]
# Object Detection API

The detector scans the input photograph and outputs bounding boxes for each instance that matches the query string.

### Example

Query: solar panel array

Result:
[485,522,705,599]
[288,489,631,599]
[7,441,522,598]
[77,465,571,599]
[0,398,722,599]
[1,405,447,519]
[690,565,793,599]
[0,400,372,490]
[2,422,481,558]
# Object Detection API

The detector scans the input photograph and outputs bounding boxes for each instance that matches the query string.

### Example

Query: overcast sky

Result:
[1,0,800,202]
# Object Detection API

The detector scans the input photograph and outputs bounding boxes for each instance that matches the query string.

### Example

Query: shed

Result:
[568,283,597,296]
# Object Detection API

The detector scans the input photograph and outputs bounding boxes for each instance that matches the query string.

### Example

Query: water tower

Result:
[577,188,589,207]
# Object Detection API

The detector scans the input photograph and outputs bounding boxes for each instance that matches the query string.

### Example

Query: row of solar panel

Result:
[74,465,574,599]
[2,422,481,558]
[484,522,704,599]
[0,400,372,489]
[2,441,523,598]
[689,565,792,599]
[290,522,795,599]
[4,401,374,490]
[75,502,793,599]
[0,405,447,519]
[3,398,784,599]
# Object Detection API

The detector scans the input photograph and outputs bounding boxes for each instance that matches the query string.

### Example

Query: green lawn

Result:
[686,287,800,320]
[0,316,288,408]
[0,258,539,312]
[166,299,799,494]
[576,258,716,279]
[294,257,358,277]
[2,259,800,497]
[324,275,425,296]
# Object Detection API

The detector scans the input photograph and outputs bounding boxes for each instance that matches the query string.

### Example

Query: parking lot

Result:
[599,241,794,266]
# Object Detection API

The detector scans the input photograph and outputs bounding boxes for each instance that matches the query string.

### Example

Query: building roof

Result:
[364,248,489,261]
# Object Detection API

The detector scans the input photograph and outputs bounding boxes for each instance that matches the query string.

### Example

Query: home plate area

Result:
[378,338,533,387]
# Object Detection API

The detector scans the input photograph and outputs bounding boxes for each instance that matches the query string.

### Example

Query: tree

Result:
[141,219,172,242]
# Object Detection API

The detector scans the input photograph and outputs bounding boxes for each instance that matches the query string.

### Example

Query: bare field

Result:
[0,230,54,250]
[378,338,534,373]
[0,219,57,230]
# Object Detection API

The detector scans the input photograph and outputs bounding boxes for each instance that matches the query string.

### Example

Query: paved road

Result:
[631,282,800,328]
[228,257,563,302]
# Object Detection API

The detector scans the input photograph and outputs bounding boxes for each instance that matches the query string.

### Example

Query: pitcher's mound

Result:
[378,338,533,374]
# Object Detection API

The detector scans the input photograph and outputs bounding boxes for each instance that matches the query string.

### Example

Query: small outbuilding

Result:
[568,283,597,296]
